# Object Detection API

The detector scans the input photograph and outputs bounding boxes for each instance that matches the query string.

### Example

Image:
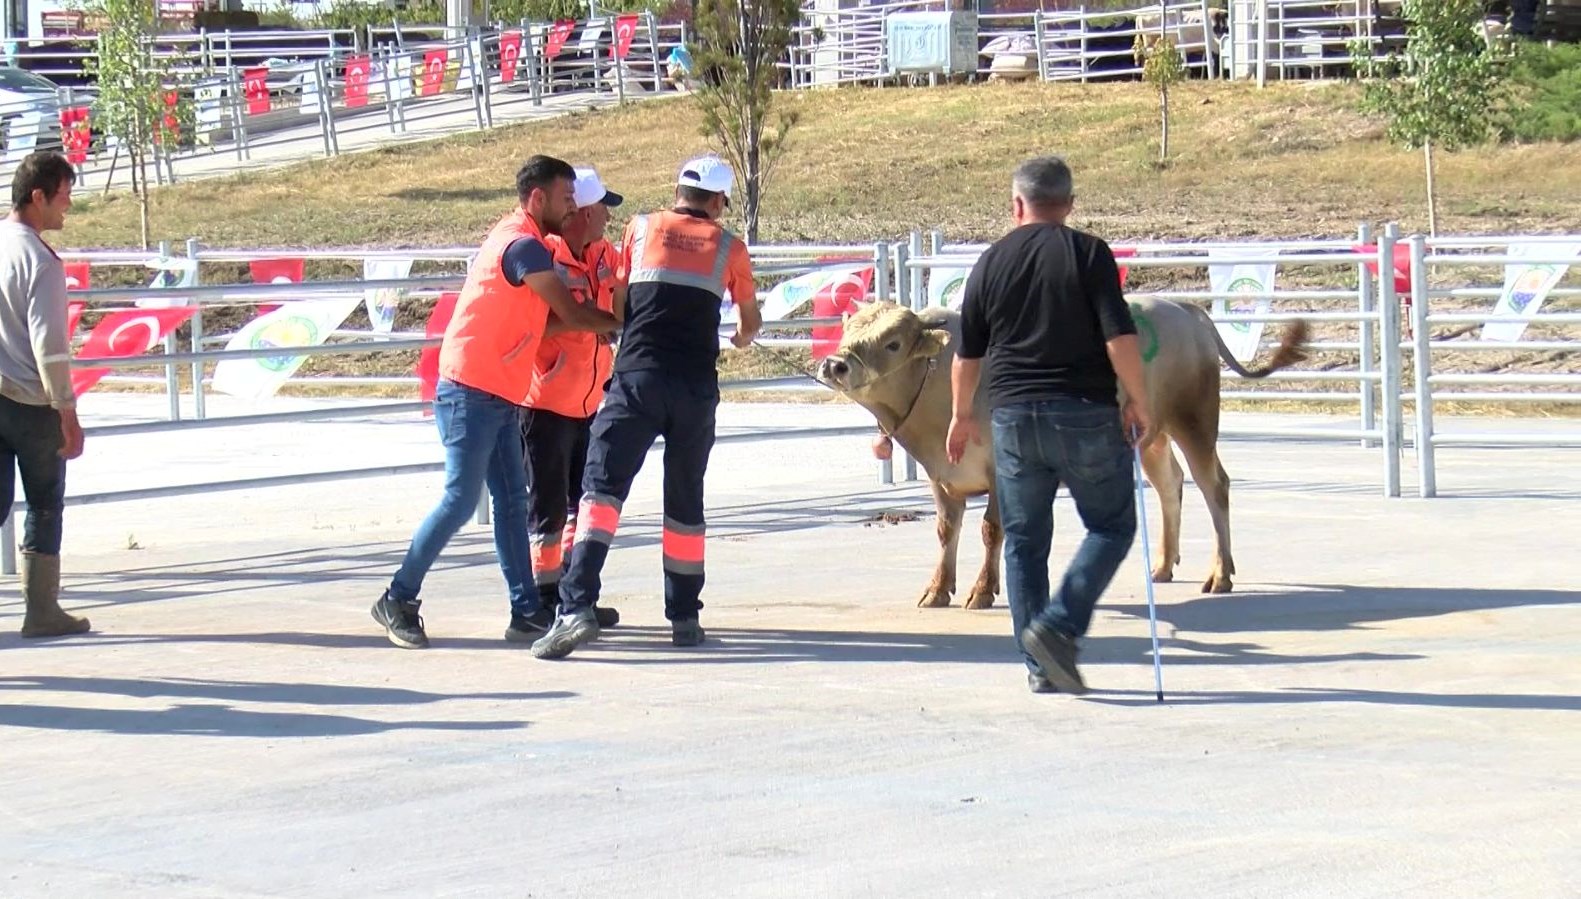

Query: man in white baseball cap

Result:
[516,164,626,639]
[532,153,761,660]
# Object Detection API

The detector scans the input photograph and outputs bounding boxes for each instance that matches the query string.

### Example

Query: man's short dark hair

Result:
[1012,156,1074,208]
[677,185,723,208]
[516,155,576,203]
[12,151,76,210]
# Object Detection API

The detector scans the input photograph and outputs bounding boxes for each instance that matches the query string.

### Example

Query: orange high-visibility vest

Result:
[437,208,551,405]
[523,236,618,419]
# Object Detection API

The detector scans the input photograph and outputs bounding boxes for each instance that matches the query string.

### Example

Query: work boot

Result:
[1021,621,1088,696]
[370,591,428,649]
[504,606,555,643]
[530,609,599,660]
[19,553,90,638]
[671,618,705,648]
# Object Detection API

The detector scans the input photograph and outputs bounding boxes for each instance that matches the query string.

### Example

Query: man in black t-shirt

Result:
[945,156,1153,696]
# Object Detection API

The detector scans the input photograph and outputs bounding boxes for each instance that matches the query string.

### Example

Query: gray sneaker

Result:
[1027,671,1056,694]
[371,591,428,649]
[1021,621,1088,695]
[530,609,600,660]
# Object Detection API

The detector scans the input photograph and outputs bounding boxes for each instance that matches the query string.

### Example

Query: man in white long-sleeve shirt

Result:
[0,150,89,637]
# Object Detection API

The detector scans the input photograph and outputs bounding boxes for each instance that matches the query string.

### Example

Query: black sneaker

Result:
[1021,621,1088,695]
[595,605,620,629]
[530,609,600,660]
[1027,671,1056,694]
[672,618,705,647]
[504,606,555,643]
[371,592,428,649]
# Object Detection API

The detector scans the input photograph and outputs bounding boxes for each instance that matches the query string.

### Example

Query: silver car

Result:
[0,65,63,155]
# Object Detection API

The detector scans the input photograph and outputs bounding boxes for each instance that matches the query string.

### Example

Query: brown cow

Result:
[816,299,1307,604]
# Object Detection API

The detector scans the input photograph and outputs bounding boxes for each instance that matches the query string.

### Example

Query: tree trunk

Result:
[1423,140,1439,237]
[130,142,151,251]
[1160,85,1170,163]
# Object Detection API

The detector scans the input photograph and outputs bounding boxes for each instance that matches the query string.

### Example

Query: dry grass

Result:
[59,80,1581,414]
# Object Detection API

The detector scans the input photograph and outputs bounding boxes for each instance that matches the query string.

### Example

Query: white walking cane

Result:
[1131,428,1166,702]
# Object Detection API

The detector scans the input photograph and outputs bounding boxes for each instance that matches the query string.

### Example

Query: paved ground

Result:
[2,396,1578,897]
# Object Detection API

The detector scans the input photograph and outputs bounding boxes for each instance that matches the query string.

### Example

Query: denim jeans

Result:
[0,395,66,555]
[991,397,1137,673]
[390,379,537,615]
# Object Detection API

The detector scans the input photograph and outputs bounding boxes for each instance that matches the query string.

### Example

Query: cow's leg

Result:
[964,492,1001,610]
[919,481,964,608]
[1138,434,1184,584]
[1174,425,1235,594]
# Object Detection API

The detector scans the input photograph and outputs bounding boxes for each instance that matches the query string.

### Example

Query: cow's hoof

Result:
[917,588,953,608]
[1150,567,1174,584]
[963,588,996,610]
[1201,573,1234,594]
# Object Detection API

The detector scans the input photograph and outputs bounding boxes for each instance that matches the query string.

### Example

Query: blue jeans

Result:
[991,398,1137,673]
[0,395,66,555]
[390,379,537,616]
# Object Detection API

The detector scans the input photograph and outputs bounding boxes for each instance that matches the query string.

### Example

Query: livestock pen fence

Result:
[2,226,1578,573]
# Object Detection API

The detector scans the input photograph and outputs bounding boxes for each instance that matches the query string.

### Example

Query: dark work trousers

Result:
[559,369,718,622]
[521,407,591,611]
[0,395,66,555]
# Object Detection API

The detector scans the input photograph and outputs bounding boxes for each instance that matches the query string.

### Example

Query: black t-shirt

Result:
[957,223,1136,408]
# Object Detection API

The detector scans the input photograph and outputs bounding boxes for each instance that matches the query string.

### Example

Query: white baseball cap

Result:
[677,155,734,203]
[572,166,623,209]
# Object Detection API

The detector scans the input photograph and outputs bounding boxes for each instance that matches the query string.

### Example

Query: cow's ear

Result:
[915,328,951,357]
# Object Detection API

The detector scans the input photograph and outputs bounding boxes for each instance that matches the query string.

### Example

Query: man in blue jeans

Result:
[946,156,1153,695]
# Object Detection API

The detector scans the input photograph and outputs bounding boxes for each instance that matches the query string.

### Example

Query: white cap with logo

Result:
[676,155,734,203]
[572,166,624,209]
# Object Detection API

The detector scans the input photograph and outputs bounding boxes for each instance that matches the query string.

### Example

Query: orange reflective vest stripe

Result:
[523,236,617,419]
[437,208,551,405]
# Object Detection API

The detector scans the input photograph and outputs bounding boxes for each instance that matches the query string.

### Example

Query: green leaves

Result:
[1349,0,1508,151]
[689,0,803,243]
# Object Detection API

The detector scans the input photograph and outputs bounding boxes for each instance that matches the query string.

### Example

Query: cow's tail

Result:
[1207,314,1310,380]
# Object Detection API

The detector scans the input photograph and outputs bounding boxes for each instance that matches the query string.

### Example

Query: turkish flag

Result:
[614,15,639,59]
[243,67,271,116]
[810,268,875,360]
[250,258,304,316]
[421,49,448,96]
[546,20,575,59]
[63,261,90,292]
[416,292,459,411]
[1113,246,1136,287]
[1355,243,1413,295]
[499,31,523,83]
[71,307,197,396]
[344,55,371,108]
[66,301,85,337]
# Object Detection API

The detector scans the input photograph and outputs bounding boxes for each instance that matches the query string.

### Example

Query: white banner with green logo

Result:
[1480,242,1581,343]
[211,297,362,401]
[1208,248,1280,362]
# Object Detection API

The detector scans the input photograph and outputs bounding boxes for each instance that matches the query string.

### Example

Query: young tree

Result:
[1133,29,1186,166]
[1350,0,1508,235]
[689,0,803,244]
[81,0,191,249]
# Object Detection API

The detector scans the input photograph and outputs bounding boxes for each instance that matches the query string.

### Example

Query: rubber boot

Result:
[19,553,90,638]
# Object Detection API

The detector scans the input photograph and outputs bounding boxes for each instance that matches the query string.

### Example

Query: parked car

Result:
[0,65,63,154]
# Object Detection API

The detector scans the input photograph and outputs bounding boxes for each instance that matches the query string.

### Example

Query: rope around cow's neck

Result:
[749,337,937,439]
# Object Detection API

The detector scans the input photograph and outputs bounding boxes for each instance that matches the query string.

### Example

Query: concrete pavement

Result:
[1,396,1578,897]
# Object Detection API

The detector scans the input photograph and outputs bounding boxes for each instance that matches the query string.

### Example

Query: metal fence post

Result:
[1033,12,1047,81]
[466,37,488,130]
[226,65,248,162]
[528,26,544,107]
[1,511,14,576]
[646,13,663,94]
[612,29,626,104]
[477,34,496,129]
[1408,234,1436,498]
[314,58,337,158]
[1378,224,1402,498]
[874,240,894,486]
[908,230,924,308]
[186,237,207,421]
[158,240,182,422]
[1356,223,1376,447]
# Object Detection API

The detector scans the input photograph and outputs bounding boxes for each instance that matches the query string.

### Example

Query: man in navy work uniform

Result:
[947,155,1153,695]
[532,155,762,660]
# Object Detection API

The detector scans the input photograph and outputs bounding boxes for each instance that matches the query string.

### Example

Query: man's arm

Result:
[26,262,83,459]
[726,247,760,348]
[1085,238,1152,442]
[946,257,991,464]
[504,237,618,335]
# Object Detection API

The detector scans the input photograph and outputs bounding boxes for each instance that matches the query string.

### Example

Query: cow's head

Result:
[816,302,949,395]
